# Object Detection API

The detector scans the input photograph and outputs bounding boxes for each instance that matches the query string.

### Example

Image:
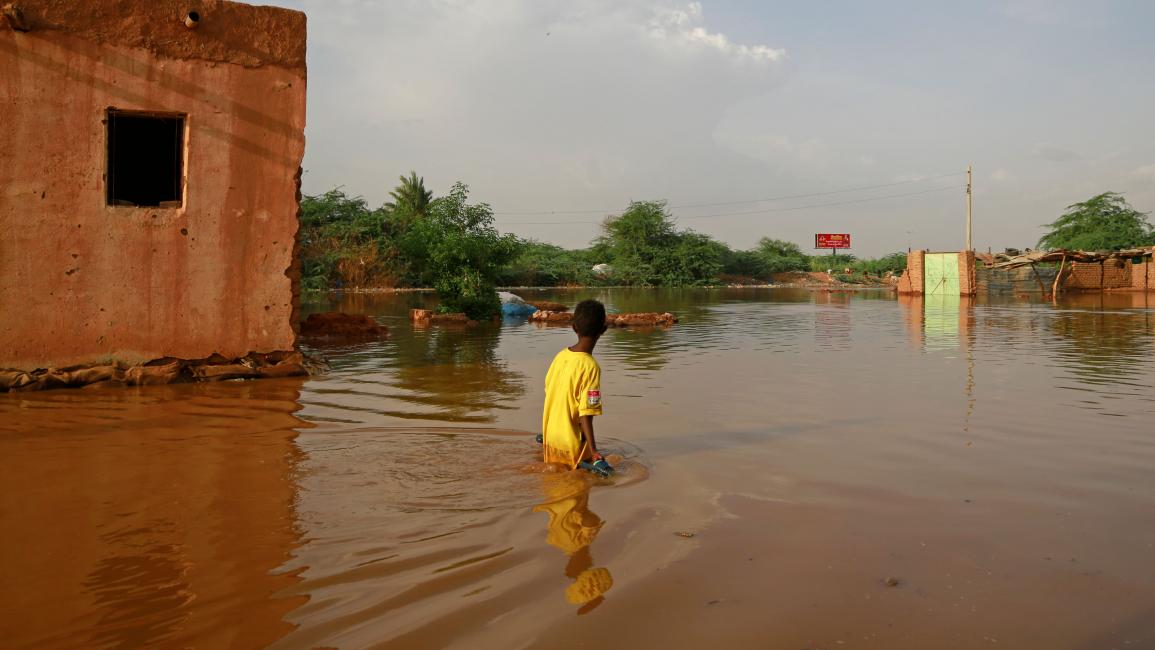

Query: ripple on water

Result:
[297,427,649,515]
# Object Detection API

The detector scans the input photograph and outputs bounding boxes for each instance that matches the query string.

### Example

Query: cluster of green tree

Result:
[301,174,522,318]
[298,174,913,316]
[406,182,521,318]
[1038,193,1155,251]
[803,252,910,275]
[298,172,433,291]
[300,178,1154,317]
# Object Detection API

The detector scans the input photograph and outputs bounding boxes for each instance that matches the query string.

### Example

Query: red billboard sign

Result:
[815,233,851,249]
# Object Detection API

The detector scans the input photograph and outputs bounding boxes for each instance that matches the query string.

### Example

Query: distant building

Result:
[0,0,306,374]
[897,248,1155,296]
[896,251,978,297]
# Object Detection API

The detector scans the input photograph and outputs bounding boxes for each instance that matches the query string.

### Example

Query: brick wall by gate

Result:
[1132,258,1154,291]
[1062,261,1131,290]
[898,250,976,296]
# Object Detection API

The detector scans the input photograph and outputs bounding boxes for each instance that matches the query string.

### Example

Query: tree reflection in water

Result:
[1046,294,1155,391]
[390,321,527,422]
[602,326,674,373]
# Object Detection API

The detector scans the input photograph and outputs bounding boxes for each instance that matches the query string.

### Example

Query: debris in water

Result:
[884,577,901,587]
[675,531,695,538]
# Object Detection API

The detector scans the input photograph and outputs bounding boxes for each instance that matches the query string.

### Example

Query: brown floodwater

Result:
[3,288,1155,649]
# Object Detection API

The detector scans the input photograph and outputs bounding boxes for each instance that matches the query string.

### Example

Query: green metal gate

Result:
[924,253,960,296]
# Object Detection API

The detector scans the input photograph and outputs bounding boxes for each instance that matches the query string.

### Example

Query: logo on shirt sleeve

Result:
[587,390,601,406]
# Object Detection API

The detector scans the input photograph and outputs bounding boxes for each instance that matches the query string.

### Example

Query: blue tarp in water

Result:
[499,291,538,316]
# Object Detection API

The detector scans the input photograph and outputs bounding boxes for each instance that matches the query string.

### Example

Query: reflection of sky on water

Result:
[813,292,853,352]
[1043,304,1155,415]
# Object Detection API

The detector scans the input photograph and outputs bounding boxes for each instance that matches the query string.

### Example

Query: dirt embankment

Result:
[770,272,897,290]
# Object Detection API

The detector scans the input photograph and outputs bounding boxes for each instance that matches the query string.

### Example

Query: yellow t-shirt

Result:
[542,348,603,468]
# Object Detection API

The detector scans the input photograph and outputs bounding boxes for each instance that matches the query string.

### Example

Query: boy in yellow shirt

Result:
[541,299,614,477]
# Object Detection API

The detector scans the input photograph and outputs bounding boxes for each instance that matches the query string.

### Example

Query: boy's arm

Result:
[579,415,603,459]
[577,364,604,460]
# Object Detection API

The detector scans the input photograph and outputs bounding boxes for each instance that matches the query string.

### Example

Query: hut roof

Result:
[987,248,1153,269]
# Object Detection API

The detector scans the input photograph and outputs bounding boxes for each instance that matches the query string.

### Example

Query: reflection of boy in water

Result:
[542,300,611,472]
[534,473,614,610]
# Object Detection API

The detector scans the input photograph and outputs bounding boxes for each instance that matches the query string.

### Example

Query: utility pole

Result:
[965,164,973,251]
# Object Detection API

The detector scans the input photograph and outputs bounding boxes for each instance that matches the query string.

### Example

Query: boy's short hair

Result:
[572,299,607,337]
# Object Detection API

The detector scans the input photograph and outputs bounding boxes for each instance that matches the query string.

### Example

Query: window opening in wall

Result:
[106,110,185,208]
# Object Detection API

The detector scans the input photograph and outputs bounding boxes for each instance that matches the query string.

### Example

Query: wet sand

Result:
[2,289,1154,648]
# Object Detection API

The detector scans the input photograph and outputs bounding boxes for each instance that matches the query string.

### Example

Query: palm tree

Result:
[385,171,433,219]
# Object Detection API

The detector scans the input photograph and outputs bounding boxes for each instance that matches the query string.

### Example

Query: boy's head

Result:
[572,299,607,339]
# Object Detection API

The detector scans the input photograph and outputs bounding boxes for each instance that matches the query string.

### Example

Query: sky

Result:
[274,0,1155,257]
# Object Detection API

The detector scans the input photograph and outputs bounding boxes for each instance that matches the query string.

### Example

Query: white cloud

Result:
[278,0,788,243]
[1032,143,1082,162]
[991,168,1015,182]
[648,2,786,62]
[1133,164,1155,179]
[270,0,1155,255]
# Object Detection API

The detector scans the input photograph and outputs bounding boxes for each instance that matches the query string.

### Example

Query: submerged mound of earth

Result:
[301,312,389,339]
[528,301,570,312]
[530,311,678,327]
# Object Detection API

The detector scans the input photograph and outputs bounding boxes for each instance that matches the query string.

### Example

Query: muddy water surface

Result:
[3,288,1155,649]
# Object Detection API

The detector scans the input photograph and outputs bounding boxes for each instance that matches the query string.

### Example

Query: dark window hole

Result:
[106,111,185,208]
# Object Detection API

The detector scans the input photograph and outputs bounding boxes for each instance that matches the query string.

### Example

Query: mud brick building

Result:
[1062,259,1136,291]
[896,250,978,297]
[0,0,306,375]
[900,248,1155,296]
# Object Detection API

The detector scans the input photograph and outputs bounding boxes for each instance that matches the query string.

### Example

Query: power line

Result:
[502,183,963,225]
[677,185,962,220]
[494,171,964,216]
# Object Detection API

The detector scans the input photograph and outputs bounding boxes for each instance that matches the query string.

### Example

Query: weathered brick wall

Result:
[0,0,306,371]
[1105,262,1129,288]
[1132,257,1154,291]
[958,251,976,296]
[899,250,925,295]
[1063,261,1131,290]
